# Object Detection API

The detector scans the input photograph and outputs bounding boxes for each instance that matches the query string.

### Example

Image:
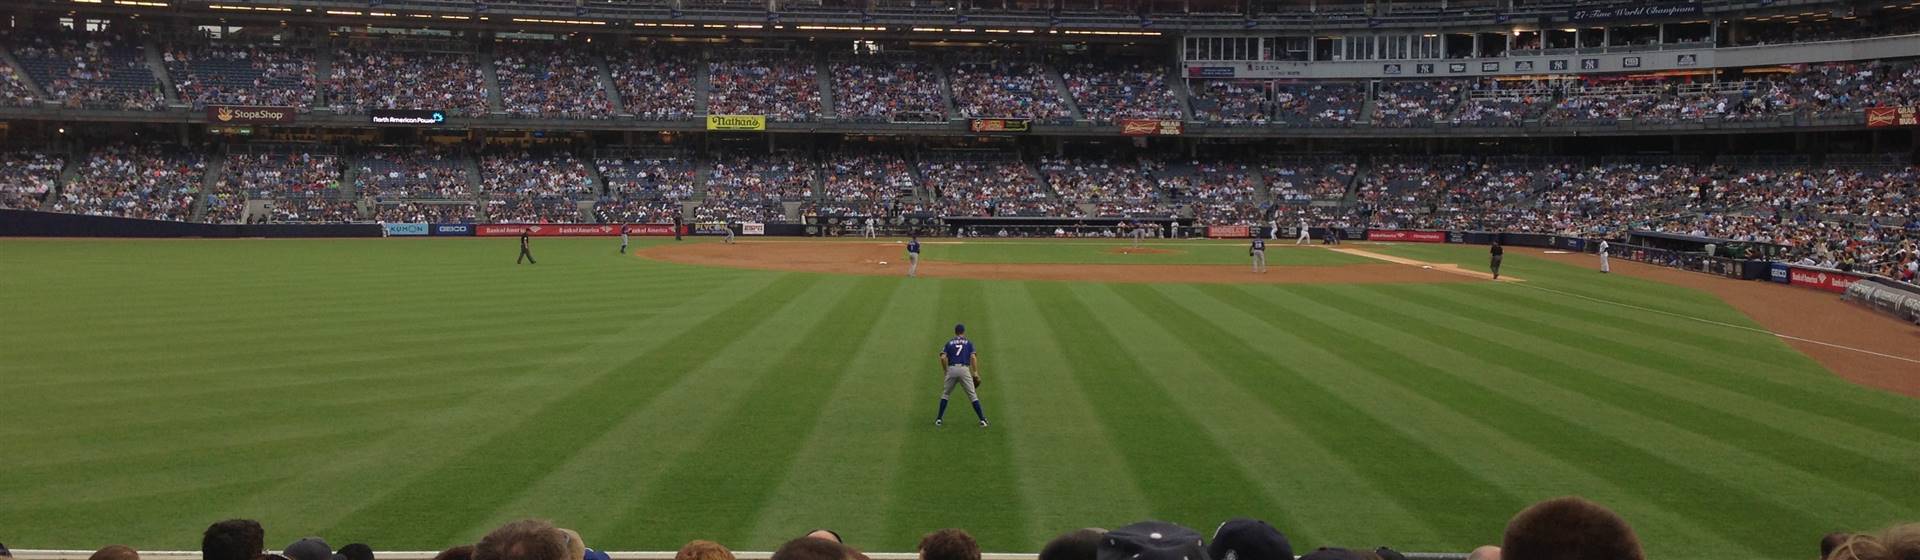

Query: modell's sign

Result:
[969,118,1032,133]
[1207,225,1252,238]
[207,105,296,124]
[1866,106,1918,128]
[1119,119,1183,136]
[1787,267,1864,293]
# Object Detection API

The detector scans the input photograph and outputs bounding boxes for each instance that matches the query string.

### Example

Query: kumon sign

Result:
[206,105,297,124]
[706,115,768,131]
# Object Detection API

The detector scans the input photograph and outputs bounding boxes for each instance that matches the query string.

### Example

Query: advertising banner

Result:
[1570,3,1701,22]
[1366,229,1447,243]
[1119,119,1184,136]
[706,115,767,131]
[693,222,733,236]
[382,222,429,236]
[476,224,625,237]
[1844,279,1920,324]
[371,109,449,125]
[207,105,297,125]
[969,118,1032,133]
[742,222,766,236]
[1770,262,1790,283]
[623,224,682,236]
[1865,106,1918,127]
[1786,266,1866,293]
[1187,66,1236,78]
[1207,225,1252,238]
[432,223,476,236]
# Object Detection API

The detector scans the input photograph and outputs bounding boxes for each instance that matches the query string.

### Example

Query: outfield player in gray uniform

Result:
[1250,237,1267,273]
[936,323,987,428]
[619,224,630,254]
[907,235,922,277]
[1598,239,1611,273]
[725,221,736,244]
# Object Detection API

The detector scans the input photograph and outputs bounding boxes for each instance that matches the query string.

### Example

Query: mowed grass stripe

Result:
[1460,283,1807,364]
[0,426,394,510]
[1363,244,1754,324]
[976,283,1154,542]
[1380,284,1920,440]
[1361,286,1920,512]
[883,280,1030,552]
[1108,283,1518,545]
[1389,284,1920,446]
[1254,285,1828,556]
[1020,283,1272,536]
[602,277,903,546]
[317,274,822,545]
[741,279,944,548]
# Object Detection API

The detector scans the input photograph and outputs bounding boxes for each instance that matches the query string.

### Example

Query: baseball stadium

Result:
[2,2,1919,560]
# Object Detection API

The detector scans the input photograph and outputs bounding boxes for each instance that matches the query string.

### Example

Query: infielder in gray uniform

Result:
[907,234,922,277]
[1250,237,1267,273]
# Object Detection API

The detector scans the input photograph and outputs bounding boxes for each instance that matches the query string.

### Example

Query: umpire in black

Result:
[1489,240,1503,279]
[518,229,536,264]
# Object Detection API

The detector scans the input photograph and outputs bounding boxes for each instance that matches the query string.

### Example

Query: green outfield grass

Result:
[921,239,1372,266]
[2,238,1917,558]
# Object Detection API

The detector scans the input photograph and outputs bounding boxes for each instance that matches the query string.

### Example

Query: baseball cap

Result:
[1208,519,1291,560]
[284,539,333,560]
[337,544,374,560]
[954,323,965,334]
[1098,521,1208,560]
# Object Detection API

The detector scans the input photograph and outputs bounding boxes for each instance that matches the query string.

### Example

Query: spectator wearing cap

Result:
[203,519,265,560]
[477,520,572,560]
[676,541,735,560]
[91,546,140,560]
[334,543,373,560]
[1041,529,1107,560]
[919,530,981,560]
[285,538,333,560]
[1210,519,1291,560]
[772,537,850,560]
[1502,497,1643,560]
[1099,521,1208,560]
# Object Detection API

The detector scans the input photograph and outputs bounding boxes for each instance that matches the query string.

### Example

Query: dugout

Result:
[938,216,1186,238]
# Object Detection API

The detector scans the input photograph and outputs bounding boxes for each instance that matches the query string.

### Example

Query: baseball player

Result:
[1296,219,1310,245]
[1250,236,1267,273]
[907,234,921,277]
[1269,219,1279,240]
[936,323,987,428]
[1598,239,1611,273]
[619,224,630,254]
[864,217,876,238]
[723,221,736,244]
[1131,220,1145,248]
[1490,241,1504,280]
[517,229,536,264]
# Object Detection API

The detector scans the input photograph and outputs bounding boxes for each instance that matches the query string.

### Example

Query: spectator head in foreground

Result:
[1467,546,1502,560]
[336,544,374,560]
[1099,521,1208,560]
[91,545,140,560]
[807,530,845,544]
[433,545,476,560]
[773,537,850,560]
[477,519,573,560]
[675,540,736,560]
[559,529,586,560]
[202,519,265,560]
[286,538,334,560]
[1040,529,1108,560]
[1209,519,1291,560]
[1828,524,1920,560]
[920,529,982,560]
[1502,497,1643,560]
[0,543,10,559]
[1825,533,1855,559]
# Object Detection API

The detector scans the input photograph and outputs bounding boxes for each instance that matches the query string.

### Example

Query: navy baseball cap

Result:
[955,323,965,334]
[284,539,333,560]
[1099,521,1209,560]
[1209,519,1290,560]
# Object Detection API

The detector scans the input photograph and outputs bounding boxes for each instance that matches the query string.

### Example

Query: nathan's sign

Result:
[1866,106,1919,128]
[706,115,767,131]
[1120,119,1183,136]
[207,105,296,124]
[969,118,1032,133]
[371,109,449,125]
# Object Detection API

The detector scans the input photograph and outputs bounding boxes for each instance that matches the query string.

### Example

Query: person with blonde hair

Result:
[674,541,736,560]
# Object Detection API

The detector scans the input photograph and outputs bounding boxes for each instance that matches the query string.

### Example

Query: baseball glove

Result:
[971,371,983,388]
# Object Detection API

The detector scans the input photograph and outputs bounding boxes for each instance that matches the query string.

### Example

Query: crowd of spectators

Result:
[354,148,472,201]
[494,44,612,119]
[593,198,678,223]
[0,64,41,108]
[52,144,203,221]
[1273,82,1362,126]
[479,151,597,199]
[202,150,339,223]
[707,53,821,122]
[325,49,490,116]
[1041,156,1162,216]
[1190,80,1272,125]
[164,41,315,110]
[1263,160,1355,203]
[921,157,1054,217]
[375,202,475,223]
[0,149,65,210]
[821,153,915,211]
[597,155,698,201]
[948,62,1072,122]
[707,154,816,202]
[830,60,947,123]
[487,195,582,223]
[1373,80,1460,127]
[11,33,167,111]
[609,49,700,120]
[262,196,359,223]
[1058,61,1183,123]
